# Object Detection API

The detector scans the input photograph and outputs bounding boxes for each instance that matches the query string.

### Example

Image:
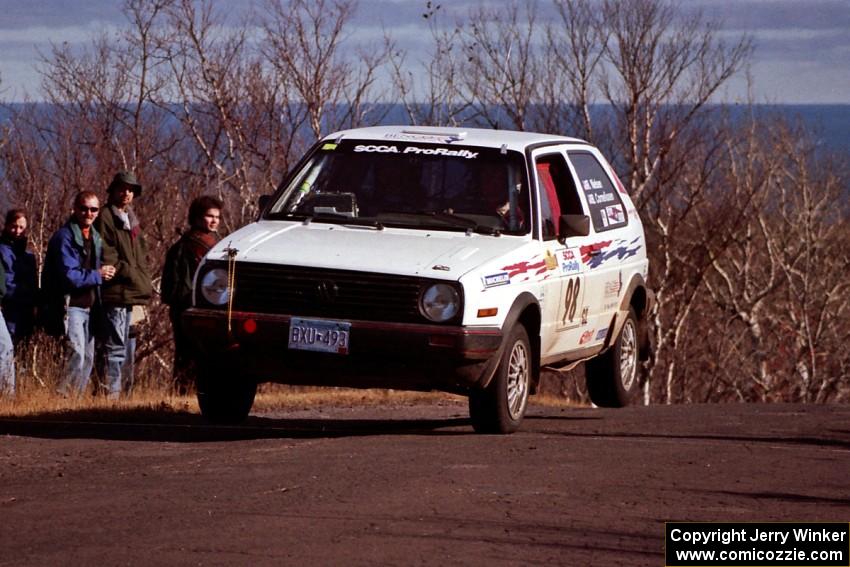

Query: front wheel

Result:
[585,308,640,407]
[469,325,531,434]
[196,363,257,424]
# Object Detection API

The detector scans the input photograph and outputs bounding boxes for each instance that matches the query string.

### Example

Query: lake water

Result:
[745,104,850,156]
[1,103,848,155]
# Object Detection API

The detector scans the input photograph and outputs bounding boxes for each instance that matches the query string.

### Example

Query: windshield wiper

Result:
[418,210,502,236]
[470,224,501,236]
[309,212,384,230]
[418,210,478,228]
[383,209,476,228]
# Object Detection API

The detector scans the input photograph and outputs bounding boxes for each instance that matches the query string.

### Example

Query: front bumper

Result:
[182,308,504,393]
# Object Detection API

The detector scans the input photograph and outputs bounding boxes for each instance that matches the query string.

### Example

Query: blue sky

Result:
[1,0,848,103]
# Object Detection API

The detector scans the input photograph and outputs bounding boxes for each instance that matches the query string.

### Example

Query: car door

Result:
[564,149,633,345]
[531,148,599,358]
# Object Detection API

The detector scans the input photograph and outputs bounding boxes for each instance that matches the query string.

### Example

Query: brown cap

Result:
[107,171,142,196]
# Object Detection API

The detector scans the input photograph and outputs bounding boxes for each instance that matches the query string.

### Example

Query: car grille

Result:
[207,261,458,324]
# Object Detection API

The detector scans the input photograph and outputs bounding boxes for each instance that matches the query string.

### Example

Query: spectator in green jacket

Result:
[161,196,222,394]
[94,171,152,399]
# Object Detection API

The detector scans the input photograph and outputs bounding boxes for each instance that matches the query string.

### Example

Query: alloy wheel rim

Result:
[620,320,637,391]
[506,340,530,420]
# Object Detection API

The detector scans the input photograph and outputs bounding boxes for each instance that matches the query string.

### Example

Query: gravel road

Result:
[1,402,848,565]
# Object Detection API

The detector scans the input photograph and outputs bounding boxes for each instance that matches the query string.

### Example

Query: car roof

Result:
[324,125,587,153]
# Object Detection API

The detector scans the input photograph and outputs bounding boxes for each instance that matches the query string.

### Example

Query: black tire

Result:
[585,307,640,407]
[196,363,257,424]
[468,325,531,434]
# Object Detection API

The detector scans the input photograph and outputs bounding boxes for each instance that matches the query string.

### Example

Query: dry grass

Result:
[1,382,581,418]
[1,337,584,419]
[0,388,193,418]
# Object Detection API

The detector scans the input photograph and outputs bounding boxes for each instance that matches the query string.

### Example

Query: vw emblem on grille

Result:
[317,280,339,303]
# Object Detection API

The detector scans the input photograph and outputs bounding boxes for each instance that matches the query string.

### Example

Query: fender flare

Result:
[478,292,541,390]
[602,273,653,360]
[501,291,541,334]
[618,273,651,319]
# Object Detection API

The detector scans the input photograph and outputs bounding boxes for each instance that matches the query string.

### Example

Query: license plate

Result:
[288,318,350,354]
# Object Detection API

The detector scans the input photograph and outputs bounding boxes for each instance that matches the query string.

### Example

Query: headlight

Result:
[420,283,460,322]
[200,268,230,306]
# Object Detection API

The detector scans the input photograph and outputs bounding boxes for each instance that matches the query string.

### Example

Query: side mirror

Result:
[258,195,271,211]
[559,214,590,240]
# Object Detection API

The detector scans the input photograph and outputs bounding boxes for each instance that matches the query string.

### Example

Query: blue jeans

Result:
[102,306,131,399]
[57,306,94,396]
[121,328,137,395]
[0,310,15,396]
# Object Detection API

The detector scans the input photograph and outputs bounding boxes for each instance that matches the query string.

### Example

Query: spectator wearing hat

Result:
[161,196,223,394]
[94,171,152,399]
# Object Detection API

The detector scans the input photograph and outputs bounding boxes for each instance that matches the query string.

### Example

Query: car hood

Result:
[205,220,530,279]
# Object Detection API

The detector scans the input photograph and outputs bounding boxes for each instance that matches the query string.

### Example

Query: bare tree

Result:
[158,0,259,223]
[598,0,752,204]
[544,0,610,140]
[261,0,389,139]
[702,120,850,402]
[454,0,541,130]
[386,1,470,126]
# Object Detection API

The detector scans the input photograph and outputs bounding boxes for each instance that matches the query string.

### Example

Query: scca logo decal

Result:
[354,145,399,153]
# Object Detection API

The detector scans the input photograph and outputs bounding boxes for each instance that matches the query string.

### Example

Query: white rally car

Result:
[184,126,653,433]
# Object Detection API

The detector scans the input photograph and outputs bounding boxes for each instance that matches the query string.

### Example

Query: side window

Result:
[567,151,627,232]
[535,153,584,240]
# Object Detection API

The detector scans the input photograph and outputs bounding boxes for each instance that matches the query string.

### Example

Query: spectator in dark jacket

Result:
[94,171,152,398]
[161,196,222,394]
[44,191,116,397]
[0,209,39,343]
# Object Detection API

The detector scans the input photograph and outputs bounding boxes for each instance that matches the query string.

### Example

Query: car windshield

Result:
[266,139,531,235]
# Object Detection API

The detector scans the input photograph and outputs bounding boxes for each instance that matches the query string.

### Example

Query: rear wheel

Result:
[196,363,257,424]
[586,308,639,407]
[469,325,531,434]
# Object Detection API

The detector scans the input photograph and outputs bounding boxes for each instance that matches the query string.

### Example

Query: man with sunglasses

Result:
[44,191,116,397]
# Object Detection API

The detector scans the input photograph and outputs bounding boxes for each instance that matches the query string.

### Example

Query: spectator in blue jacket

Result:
[0,261,14,397]
[0,209,39,344]
[44,191,116,397]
